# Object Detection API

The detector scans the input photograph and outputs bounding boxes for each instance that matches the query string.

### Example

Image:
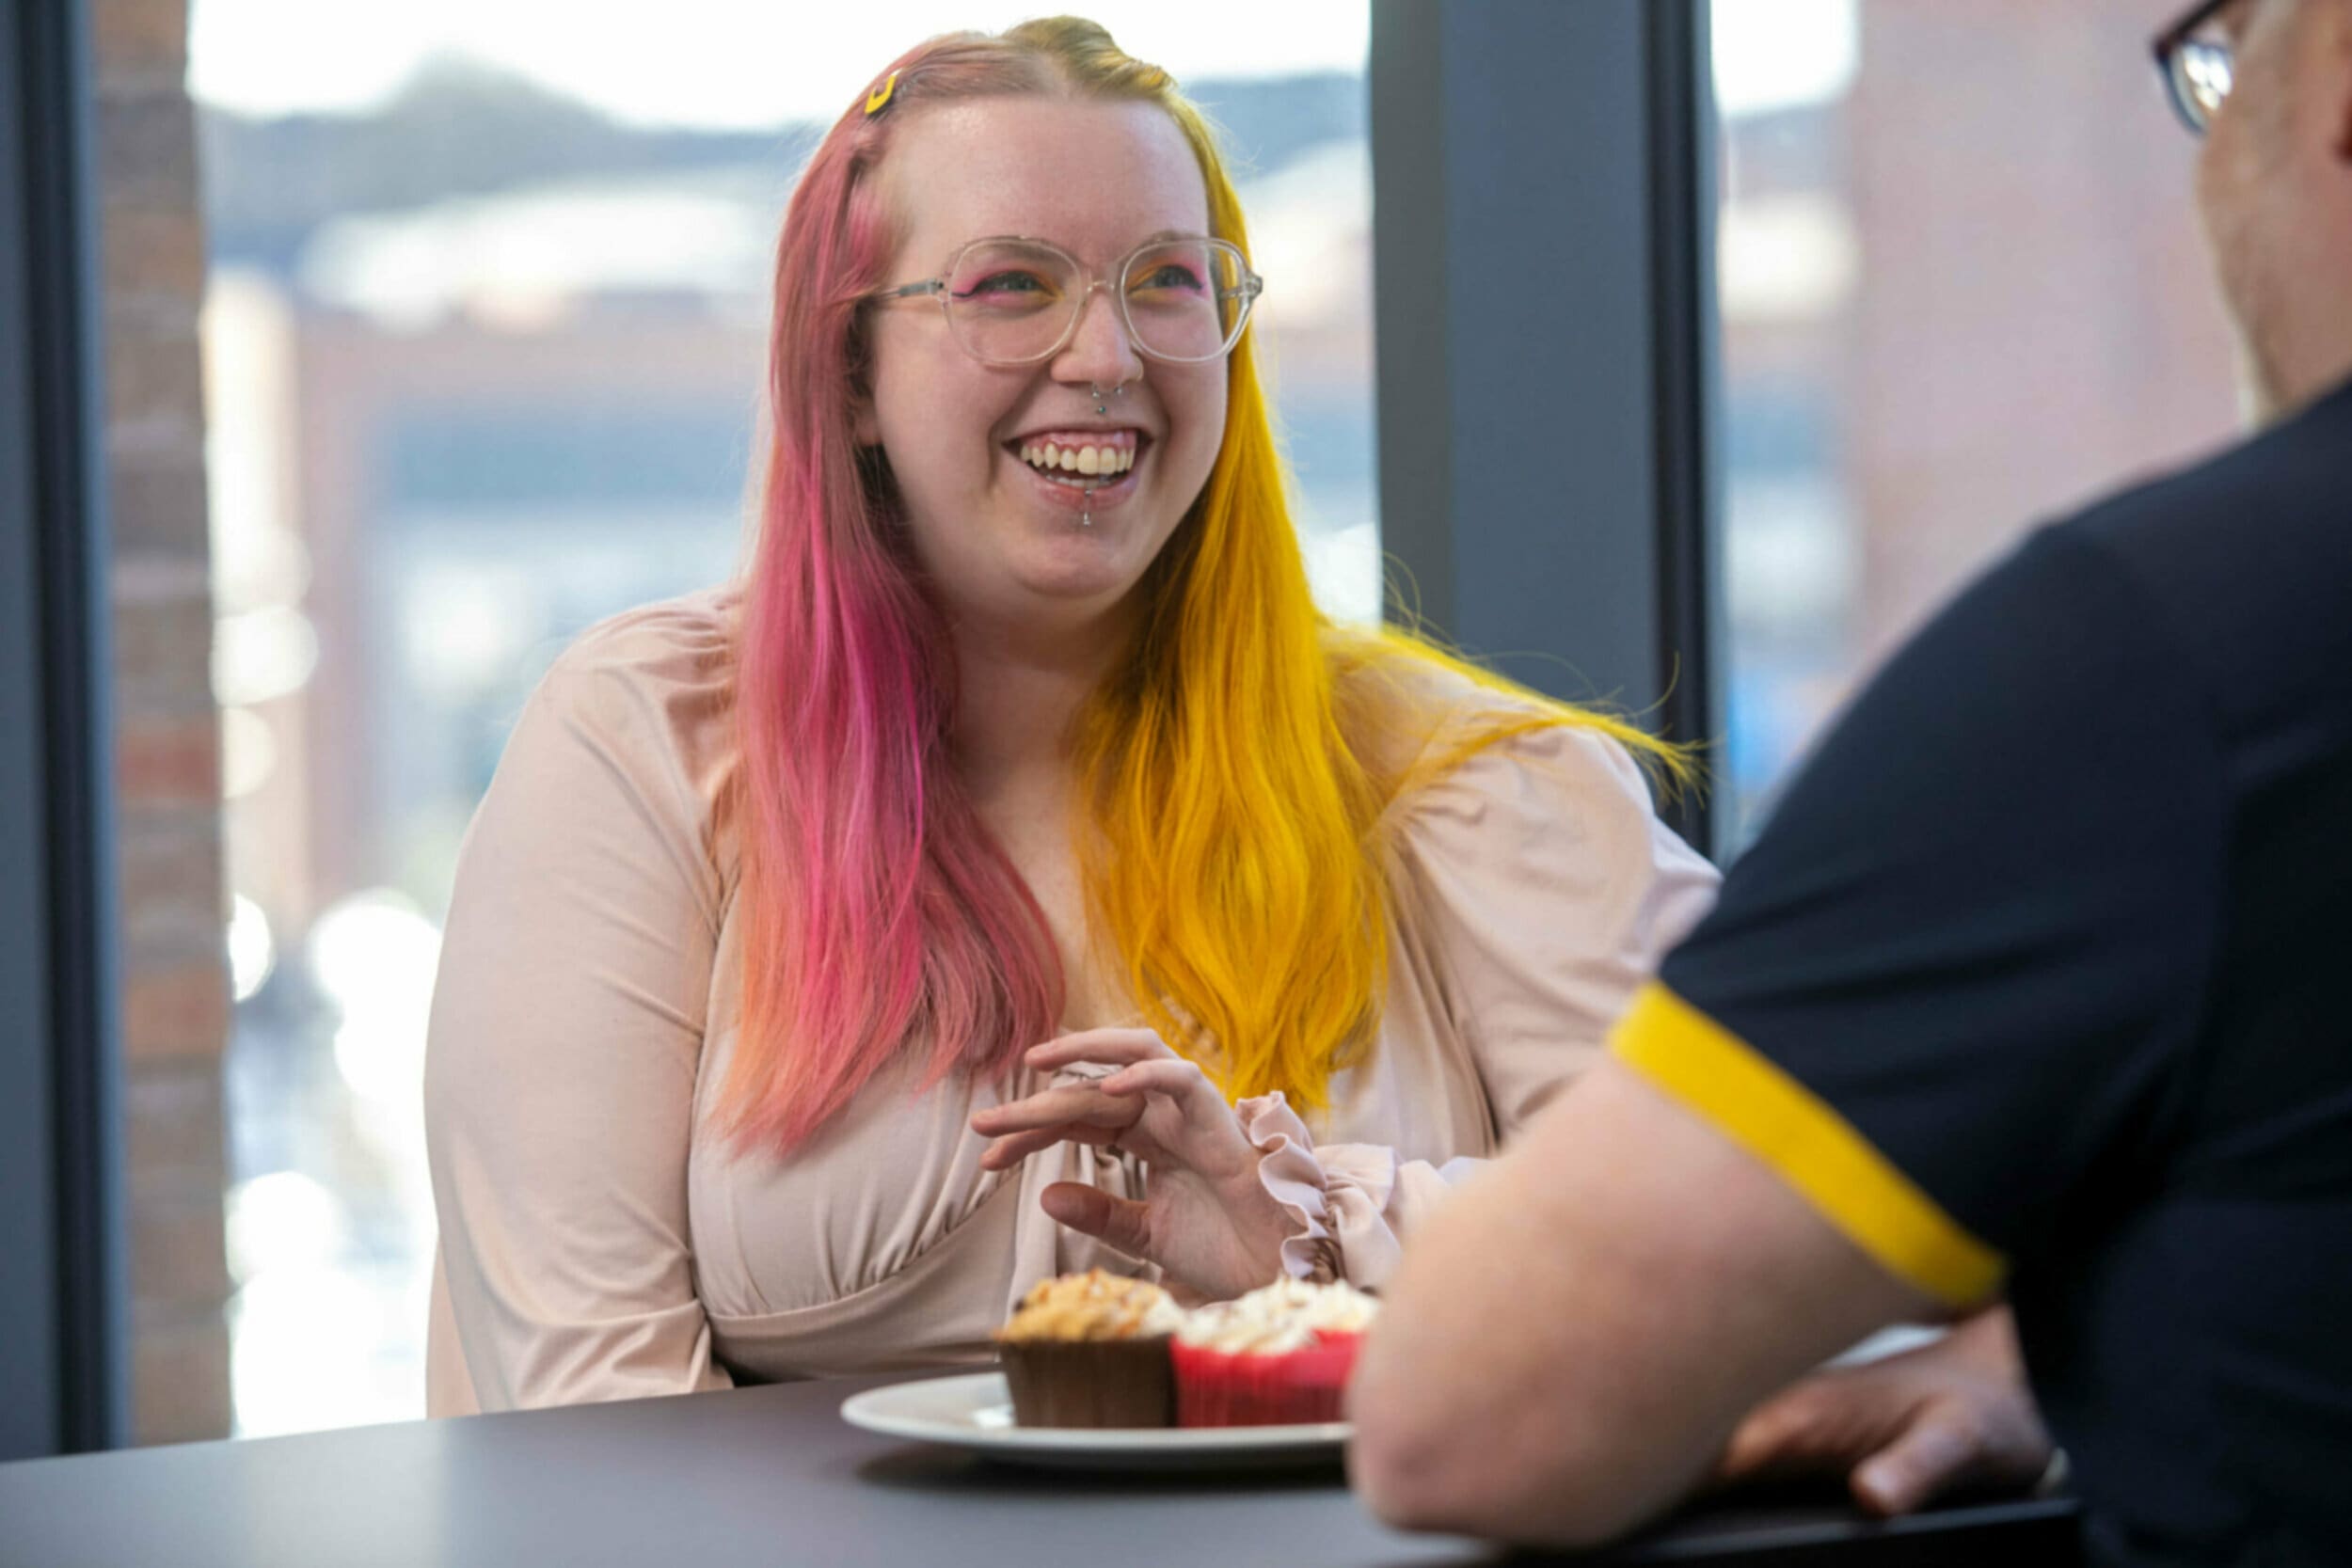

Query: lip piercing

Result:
[1082,383,1126,523]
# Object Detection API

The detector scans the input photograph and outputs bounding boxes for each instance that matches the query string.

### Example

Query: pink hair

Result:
[723,31,1077,1152]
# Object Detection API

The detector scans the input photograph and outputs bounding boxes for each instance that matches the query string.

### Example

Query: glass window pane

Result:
[191,0,1374,1436]
[1710,0,2240,849]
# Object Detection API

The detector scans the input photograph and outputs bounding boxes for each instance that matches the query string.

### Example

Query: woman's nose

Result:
[1054,284,1147,389]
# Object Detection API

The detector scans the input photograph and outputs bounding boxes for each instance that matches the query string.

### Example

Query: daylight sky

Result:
[189,0,1852,129]
[188,1,1375,128]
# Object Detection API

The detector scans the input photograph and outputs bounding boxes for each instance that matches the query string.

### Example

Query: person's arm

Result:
[1349,1057,1940,1544]
[423,615,734,1410]
[1357,524,2218,1542]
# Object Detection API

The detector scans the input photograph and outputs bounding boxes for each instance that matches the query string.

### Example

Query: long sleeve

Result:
[1248,720,1720,1288]
[423,606,738,1412]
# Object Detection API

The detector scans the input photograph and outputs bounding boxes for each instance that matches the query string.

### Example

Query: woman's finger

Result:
[1024,1029,1175,1072]
[1097,1058,1262,1180]
[977,1122,1119,1171]
[1039,1181,1153,1259]
[970,1084,1134,1136]
[1102,1059,1234,1134]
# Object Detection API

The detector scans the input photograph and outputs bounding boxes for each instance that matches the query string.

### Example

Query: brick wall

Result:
[92,0,231,1445]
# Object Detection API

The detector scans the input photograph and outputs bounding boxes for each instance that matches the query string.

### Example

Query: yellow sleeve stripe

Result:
[1611,981,2008,1309]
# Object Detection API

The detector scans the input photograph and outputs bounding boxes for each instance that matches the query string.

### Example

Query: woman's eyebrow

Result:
[955,229,1211,250]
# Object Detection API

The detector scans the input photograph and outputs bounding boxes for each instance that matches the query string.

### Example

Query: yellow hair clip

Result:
[865,71,899,117]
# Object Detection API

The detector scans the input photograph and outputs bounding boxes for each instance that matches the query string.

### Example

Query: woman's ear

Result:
[849,341,882,446]
[846,272,901,446]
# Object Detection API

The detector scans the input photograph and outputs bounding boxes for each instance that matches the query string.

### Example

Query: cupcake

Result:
[1171,1278,1379,1427]
[994,1269,1184,1429]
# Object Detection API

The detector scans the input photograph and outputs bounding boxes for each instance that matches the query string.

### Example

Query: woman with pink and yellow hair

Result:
[421,17,1714,1413]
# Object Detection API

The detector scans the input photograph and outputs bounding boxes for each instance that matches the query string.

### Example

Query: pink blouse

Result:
[422,587,1718,1415]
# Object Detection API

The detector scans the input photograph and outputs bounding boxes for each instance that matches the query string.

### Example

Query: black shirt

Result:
[1613,376,2352,1567]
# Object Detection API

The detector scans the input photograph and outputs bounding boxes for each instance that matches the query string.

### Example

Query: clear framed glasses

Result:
[2153,0,2239,135]
[869,235,1264,366]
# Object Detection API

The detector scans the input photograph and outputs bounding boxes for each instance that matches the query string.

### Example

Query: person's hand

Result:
[1714,1306,2054,1516]
[970,1028,1294,1302]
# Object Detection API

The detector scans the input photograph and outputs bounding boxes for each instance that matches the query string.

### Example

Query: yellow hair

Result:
[1038,16,1693,1106]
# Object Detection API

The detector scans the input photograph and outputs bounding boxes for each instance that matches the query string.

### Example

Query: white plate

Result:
[840,1371,1350,1471]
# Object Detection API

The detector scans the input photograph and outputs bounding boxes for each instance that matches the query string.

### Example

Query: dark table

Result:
[0,1371,2079,1567]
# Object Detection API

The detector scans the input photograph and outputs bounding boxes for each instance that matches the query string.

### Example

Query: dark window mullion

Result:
[1371,0,1722,857]
[1645,0,1722,856]
[1,0,129,1460]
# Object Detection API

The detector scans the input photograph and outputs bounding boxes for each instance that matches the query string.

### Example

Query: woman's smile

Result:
[1003,425,1151,519]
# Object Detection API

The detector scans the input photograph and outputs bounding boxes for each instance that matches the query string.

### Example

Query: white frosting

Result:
[1135,1291,1188,1337]
[1176,1278,1378,1354]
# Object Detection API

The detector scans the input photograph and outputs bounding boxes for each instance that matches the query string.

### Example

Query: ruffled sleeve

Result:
[1246,718,1720,1288]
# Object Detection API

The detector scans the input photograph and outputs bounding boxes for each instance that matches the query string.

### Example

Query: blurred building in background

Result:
[1715,0,2239,843]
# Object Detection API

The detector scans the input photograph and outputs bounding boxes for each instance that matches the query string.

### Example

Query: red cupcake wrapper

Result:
[1171,1329,1364,1428]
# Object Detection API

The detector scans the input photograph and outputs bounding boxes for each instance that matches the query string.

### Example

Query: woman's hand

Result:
[1713,1306,2055,1516]
[970,1028,1295,1302]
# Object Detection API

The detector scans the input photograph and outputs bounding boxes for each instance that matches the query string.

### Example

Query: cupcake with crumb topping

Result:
[1171,1279,1378,1427]
[994,1269,1184,1428]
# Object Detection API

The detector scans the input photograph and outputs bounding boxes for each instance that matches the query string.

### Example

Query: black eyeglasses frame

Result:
[2152,0,2240,134]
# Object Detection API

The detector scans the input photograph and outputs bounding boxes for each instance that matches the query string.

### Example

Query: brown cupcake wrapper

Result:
[998,1336,1175,1429]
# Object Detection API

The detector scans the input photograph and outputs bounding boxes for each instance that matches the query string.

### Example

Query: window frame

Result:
[0,0,130,1460]
[1370,0,1722,856]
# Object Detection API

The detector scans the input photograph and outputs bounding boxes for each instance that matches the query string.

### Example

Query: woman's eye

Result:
[957,270,1053,299]
[1132,265,1205,293]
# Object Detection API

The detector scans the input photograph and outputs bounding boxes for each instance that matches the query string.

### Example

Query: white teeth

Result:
[1017,439,1139,476]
